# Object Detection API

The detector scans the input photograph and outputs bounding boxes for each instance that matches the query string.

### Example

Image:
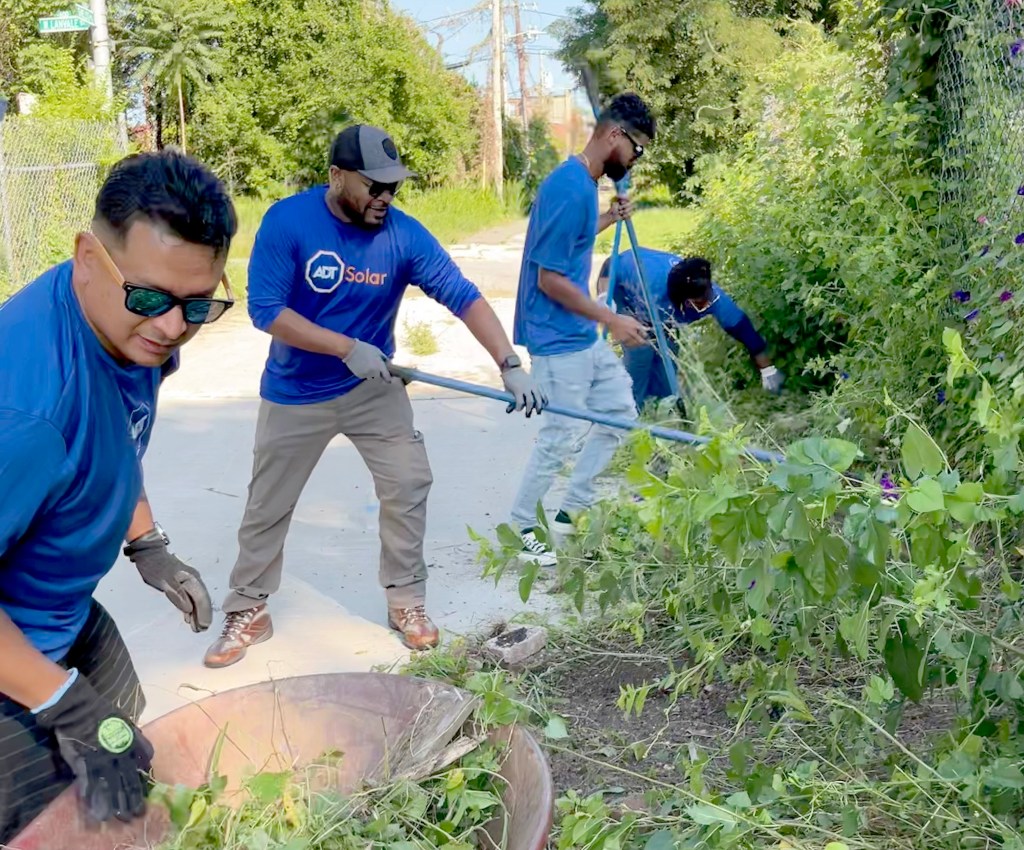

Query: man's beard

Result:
[604,159,628,182]
[341,197,385,229]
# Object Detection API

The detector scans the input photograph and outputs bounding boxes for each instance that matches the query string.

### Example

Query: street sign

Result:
[38,8,93,33]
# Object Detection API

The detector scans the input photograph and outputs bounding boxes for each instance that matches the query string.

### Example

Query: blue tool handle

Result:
[389,365,783,464]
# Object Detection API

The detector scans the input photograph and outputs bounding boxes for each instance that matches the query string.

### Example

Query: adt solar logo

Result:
[305,250,345,293]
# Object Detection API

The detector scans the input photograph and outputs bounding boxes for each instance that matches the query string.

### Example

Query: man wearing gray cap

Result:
[203,124,545,664]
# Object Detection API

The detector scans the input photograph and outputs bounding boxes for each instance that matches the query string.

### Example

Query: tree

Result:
[505,115,560,198]
[125,0,230,153]
[0,0,73,96]
[554,0,834,192]
[185,0,479,194]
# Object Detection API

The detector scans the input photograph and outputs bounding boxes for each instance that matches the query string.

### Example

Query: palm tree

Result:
[126,0,230,153]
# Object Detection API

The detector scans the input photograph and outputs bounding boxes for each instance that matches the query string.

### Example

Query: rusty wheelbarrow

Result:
[10,672,554,850]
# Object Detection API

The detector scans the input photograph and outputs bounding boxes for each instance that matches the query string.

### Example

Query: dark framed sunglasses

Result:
[123,282,234,324]
[367,178,403,198]
[82,230,234,325]
[618,126,645,159]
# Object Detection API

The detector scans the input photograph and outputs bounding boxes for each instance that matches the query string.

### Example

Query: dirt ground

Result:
[502,641,739,809]
[495,637,962,813]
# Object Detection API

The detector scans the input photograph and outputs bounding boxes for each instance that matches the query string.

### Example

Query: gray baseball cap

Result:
[330,124,416,183]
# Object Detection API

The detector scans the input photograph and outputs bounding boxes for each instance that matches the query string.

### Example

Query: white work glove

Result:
[760,365,784,394]
[502,367,547,417]
[343,340,392,382]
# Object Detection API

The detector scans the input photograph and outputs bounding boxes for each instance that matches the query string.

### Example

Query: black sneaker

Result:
[517,528,557,567]
[552,510,576,538]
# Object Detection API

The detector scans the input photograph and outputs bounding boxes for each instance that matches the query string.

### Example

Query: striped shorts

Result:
[0,601,145,846]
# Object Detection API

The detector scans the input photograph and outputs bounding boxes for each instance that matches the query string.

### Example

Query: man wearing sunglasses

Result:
[509,92,655,568]
[597,250,783,409]
[0,150,236,844]
[203,123,545,665]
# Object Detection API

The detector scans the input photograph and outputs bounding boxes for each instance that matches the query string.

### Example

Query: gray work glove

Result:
[343,340,393,382]
[125,533,213,632]
[501,367,547,417]
[760,365,784,395]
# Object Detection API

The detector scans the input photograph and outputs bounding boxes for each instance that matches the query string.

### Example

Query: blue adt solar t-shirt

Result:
[0,262,171,660]
[513,157,599,357]
[608,247,747,329]
[247,187,482,405]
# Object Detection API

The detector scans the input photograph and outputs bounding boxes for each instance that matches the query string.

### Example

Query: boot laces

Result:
[221,607,259,638]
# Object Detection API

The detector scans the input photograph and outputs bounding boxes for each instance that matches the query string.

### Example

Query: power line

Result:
[417,3,488,26]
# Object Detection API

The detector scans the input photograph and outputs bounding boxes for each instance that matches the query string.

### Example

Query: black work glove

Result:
[34,672,154,824]
[125,532,213,632]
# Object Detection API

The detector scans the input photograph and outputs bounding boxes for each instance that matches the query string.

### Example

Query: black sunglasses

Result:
[619,126,644,159]
[123,283,234,325]
[367,179,403,198]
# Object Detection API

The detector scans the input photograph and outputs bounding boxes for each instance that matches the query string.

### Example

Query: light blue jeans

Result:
[510,341,638,528]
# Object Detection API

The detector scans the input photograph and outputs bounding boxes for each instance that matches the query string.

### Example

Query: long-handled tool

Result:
[390,365,784,465]
[579,66,679,397]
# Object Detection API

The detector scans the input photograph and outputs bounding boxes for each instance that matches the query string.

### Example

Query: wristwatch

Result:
[499,354,522,373]
[123,522,169,557]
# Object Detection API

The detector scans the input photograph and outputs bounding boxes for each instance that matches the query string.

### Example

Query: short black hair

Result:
[94,150,237,255]
[667,257,712,307]
[599,92,656,141]
[599,256,612,278]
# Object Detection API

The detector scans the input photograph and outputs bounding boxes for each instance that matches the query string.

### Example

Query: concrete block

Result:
[484,626,548,665]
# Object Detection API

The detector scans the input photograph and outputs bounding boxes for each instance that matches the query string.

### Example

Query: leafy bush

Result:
[685,23,1024,469]
[478,360,1024,847]
[503,115,561,200]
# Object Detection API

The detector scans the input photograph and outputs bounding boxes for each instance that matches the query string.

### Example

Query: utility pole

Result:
[489,0,504,200]
[89,0,113,104]
[511,1,529,134]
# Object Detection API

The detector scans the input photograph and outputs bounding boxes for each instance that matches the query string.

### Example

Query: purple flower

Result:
[1014,41,1024,57]
[880,473,899,499]
[937,390,946,404]
[978,215,989,224]
[840,371,849,381]
[1018,184,1024,195]
[981,246,990,257]
[953,290,971,303]
[965,309,980,322]
[1016,233,1024,245]
[747,579,757,590]
[1001,290,1013,302]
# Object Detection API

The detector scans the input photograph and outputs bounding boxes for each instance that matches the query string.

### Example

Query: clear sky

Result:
[390,0,580,97]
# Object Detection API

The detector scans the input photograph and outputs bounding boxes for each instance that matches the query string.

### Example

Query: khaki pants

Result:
[223,379,433,613]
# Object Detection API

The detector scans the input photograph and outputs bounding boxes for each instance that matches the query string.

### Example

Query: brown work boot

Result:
[203,605,273,668]
[388,604,440,651]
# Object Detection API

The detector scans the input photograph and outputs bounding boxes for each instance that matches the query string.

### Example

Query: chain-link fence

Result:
[0,117,123,300]
[938,3,1024,249]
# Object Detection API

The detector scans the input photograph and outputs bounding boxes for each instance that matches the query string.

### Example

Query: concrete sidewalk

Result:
[95,224,609,723]
[103,382,571,723]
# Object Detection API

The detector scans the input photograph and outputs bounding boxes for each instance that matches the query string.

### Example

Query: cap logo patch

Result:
[382,138,399,160]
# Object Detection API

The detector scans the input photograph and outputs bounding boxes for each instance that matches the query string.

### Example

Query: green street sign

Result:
[38,8,93,33]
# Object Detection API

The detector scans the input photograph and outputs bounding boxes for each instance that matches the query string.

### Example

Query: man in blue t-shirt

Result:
[597,249,783,407]
[0,151,235,843]
[203,124,545,665]
[509,93,656,567]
